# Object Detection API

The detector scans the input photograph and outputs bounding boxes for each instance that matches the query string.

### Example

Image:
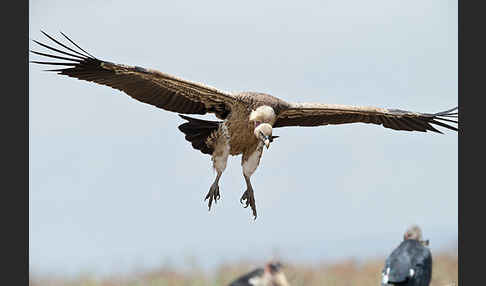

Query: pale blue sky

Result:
[29,0,457,276]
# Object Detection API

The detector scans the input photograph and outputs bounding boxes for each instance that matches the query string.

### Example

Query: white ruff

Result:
[249,105,276,124]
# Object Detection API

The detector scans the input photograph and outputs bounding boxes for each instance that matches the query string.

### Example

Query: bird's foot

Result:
[240,188,257,219]
[204,183,220,211]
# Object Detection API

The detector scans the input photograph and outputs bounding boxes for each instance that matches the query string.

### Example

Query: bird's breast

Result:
[225,118,258,156]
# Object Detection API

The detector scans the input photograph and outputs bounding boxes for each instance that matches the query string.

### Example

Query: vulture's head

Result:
[403,225,429,246]
[250,106,279,149]
[254,123,274,149]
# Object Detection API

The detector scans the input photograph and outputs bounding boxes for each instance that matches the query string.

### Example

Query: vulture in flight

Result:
[30,31,458,219]
[381,225,432,286]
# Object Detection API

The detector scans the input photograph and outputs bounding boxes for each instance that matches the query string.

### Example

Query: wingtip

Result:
[59,31,97,59]
[434,129,444,135]
[436,106,459,116]
[445,106,458,114]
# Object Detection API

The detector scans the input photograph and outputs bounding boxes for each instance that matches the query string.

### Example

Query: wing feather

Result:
[30,31,238,119]
[274,103,458,133]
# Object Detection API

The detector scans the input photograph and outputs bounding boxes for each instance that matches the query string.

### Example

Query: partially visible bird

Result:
[30,31,458,219]
[381,225,432,286]
[228,262,290,286]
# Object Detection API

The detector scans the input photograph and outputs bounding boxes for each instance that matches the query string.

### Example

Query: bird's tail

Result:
[178,115,222,155]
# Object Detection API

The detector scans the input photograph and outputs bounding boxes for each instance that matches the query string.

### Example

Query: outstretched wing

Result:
[274,102,458,133]
[30,31,238,119]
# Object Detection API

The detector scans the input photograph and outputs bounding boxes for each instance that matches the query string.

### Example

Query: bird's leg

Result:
[205,136,229,212]
[240,147,263,219]
[240,175,257,219]
[205,172,222,211]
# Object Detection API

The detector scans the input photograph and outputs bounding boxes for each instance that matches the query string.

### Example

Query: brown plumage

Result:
[30,31,458,219]
[274,103,457,133]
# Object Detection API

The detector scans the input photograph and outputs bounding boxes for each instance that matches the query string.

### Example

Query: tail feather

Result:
[178,115,221,155]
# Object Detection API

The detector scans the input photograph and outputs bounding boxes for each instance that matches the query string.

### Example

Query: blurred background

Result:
[29,0,457,284]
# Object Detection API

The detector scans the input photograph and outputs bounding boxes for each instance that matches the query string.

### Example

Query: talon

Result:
[240,192,247,204]
[205,183,220,211]
[208,197,213,210]
[240,192,249,207]
[240,188,257,218]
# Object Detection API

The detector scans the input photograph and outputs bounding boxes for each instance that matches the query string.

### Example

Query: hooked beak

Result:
[265,135,279,148]
[264,137,270,149]
[259,131,271,149]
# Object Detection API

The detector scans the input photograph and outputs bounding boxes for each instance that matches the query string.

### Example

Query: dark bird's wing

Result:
[382,240,433,286]
[30,31,239,119]
[410,245,433,286]
[274,102,458,133]
[384,245,413,284]
[228,268,265,286]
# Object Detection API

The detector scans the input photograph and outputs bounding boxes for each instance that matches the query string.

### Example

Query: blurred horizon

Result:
[30,250,458,285]
[29,229,457,277]
[29,0,457,277]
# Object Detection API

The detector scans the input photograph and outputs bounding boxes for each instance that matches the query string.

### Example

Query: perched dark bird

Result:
[381,225,432,286]
[30,31,458,219]
[228,262,290,286]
